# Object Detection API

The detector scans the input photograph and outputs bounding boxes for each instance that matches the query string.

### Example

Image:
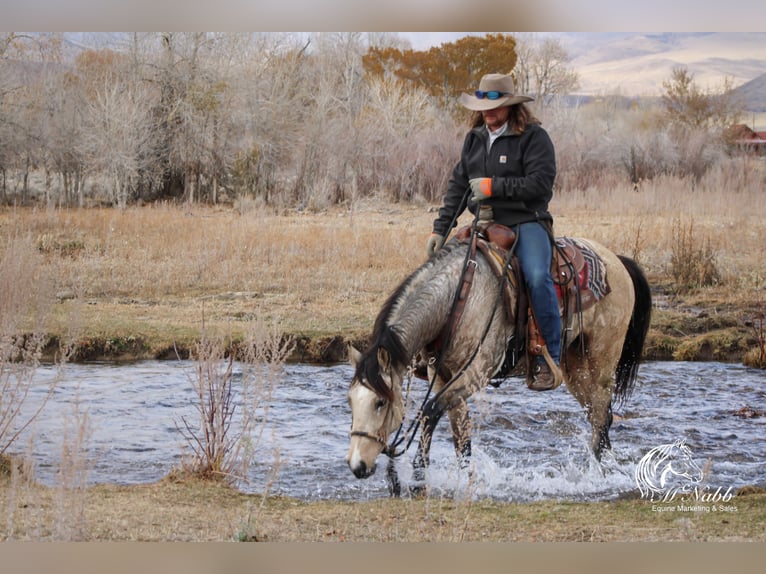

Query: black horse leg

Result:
[386,457,401,497]
[457,438,472,471]
[593,403,614,461]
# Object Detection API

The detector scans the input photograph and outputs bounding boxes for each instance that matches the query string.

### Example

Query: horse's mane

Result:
[355,244,458,401]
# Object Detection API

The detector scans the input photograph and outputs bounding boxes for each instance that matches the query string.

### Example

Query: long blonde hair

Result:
[470,103,540,135]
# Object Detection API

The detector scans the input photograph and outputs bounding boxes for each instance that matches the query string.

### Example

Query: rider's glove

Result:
[426,233,445,256]
[469,177,492,203]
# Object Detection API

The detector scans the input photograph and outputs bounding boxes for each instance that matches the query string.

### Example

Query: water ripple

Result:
[10,360,766,501]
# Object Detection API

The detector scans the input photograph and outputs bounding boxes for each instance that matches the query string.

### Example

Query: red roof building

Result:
[726,124,766,155]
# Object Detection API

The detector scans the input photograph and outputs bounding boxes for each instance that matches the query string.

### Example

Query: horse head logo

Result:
[635,439,705,501]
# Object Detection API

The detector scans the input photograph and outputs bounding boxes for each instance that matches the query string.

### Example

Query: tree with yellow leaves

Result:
[362,33,518,112]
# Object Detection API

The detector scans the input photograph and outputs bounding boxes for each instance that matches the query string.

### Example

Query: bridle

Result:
[348,358,419,459]
[349,429,396,457]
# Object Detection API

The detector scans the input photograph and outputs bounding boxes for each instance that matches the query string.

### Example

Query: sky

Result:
[3,1,765,32]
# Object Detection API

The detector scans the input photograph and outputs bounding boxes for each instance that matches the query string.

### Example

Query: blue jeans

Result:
[515,222,561,364]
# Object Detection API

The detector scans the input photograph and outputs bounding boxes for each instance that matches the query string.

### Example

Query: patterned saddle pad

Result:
[552,237,611,311]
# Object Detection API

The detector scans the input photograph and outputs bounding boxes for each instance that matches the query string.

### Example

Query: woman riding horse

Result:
[427,73,563,392]
[346,74,652,494]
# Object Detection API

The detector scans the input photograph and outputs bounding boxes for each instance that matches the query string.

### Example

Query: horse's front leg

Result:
[446,398,472,471]
[386,457,401,497]
[411,411,441,496]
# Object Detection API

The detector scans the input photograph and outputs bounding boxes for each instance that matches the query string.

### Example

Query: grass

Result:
[1,475,764,541]
[1,172,765,363]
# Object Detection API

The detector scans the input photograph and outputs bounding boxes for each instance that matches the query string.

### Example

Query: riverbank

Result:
[1,472,764,541]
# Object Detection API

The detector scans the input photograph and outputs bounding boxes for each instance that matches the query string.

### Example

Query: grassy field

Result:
[2,171,765,364]
[1,172,765,542]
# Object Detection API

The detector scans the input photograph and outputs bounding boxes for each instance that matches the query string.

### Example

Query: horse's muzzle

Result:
[349,460,376,479]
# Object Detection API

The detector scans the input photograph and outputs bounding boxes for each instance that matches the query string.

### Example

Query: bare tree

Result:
[0,34,64,204]
[513,34,579,111]
[661,66,744,133]
[77,78,159,207]
[358,75,448,200]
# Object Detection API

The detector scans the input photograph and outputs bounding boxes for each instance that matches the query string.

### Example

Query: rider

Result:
[426,73,564,391]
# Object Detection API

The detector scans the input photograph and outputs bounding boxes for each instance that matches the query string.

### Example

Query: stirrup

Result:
[526,346,564,391]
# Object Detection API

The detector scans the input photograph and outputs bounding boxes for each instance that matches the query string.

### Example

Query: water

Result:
[11,360,766,502]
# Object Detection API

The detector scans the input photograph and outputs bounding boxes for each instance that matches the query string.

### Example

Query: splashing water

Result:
[13,360,766,501]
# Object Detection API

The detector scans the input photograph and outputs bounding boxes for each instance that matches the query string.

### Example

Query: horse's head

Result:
[346,345,405,479]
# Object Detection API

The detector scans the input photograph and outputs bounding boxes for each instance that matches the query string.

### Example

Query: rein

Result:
[382,202,517,459]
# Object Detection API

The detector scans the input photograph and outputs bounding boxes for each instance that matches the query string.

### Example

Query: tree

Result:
[362,33,518,112]
[661,66,744,132]
[513,34,579,111]
[0,33,65,205]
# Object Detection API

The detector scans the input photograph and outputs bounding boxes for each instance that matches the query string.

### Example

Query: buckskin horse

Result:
[346,219,651,495]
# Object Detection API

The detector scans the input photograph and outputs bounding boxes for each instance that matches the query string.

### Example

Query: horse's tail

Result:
[613,255,652,405]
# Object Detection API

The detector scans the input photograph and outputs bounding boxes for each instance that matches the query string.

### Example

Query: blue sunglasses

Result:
[475,90,509,100]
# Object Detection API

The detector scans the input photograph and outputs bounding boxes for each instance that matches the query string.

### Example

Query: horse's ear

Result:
[348,345,362,367]
[377,347,392,372]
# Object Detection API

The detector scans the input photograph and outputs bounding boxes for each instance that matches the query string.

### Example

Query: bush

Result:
[743,312,766,369]
[0,238,56,457]
[176,316,294,484]
[669,217,720,293]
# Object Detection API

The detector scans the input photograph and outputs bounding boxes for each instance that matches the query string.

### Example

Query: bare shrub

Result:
[0,237,56,457]
[743,311,765,369]
[669,218,721,293]
[176,315,294,484]
[53,395,93,541]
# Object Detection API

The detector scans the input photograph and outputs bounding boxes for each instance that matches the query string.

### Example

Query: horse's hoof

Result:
[409,483,428,498]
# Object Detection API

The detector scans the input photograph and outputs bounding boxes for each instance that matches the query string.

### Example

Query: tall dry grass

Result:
[1,158,764,349]
[550,161,766,296]
[0,237,56,457]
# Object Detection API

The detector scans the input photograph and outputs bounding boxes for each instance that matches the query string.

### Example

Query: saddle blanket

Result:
[553,237,611,310]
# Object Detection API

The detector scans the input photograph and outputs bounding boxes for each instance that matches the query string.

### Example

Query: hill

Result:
[732,72,766,111]
[557,32,766,97]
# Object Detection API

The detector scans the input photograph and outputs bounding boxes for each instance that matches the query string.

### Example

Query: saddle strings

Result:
[550,235,585,362]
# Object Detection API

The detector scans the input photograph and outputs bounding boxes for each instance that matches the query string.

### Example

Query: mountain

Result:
[732,73,766,112]
[552,32,766,98]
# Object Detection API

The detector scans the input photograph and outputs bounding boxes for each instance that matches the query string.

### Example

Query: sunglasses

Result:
[475,90,509,100]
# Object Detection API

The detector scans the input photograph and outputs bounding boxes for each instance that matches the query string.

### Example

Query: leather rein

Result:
[355,208,516,459]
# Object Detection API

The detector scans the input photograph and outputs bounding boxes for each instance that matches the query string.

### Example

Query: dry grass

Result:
[2,200,446,355]
[1,476,764,541]
[3,168,766,364]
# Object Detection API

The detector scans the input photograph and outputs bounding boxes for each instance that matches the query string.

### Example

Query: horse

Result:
[635,439,705,501]
[345,225,652,494]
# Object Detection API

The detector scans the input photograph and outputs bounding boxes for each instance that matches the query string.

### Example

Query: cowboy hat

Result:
[458,73,534,111]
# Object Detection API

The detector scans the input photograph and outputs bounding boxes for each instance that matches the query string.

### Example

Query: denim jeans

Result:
[515,221,561,364]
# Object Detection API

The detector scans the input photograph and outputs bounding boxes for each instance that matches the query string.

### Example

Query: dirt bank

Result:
[43,290,762,365]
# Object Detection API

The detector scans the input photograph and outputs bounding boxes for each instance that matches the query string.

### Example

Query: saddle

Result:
[452,221,611,367]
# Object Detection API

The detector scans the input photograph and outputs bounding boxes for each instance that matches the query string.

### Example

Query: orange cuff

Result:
[480,178,492,197]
